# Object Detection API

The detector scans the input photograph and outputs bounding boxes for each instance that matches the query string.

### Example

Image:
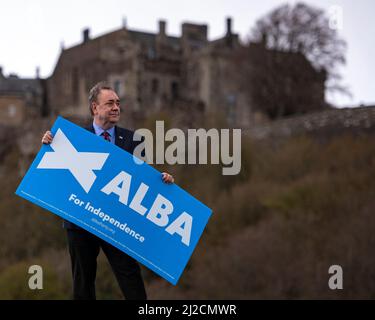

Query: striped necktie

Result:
[101,131,111,142]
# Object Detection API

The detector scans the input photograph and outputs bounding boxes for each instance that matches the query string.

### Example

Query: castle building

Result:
[0,18,326,129]
[0,66,45,126]
[46,18,251,128]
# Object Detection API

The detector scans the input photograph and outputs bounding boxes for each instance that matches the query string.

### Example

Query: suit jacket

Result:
[63,124,143,229]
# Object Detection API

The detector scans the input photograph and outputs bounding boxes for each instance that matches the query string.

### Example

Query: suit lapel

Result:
[115,126,132,151]
[86,125,95,134]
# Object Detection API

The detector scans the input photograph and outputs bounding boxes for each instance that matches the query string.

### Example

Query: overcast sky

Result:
[0,0,373,107]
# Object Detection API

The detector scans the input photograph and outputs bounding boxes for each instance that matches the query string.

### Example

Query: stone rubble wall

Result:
[246,106,375,140]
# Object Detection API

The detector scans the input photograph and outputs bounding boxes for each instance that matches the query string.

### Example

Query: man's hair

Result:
[88,81,114,115]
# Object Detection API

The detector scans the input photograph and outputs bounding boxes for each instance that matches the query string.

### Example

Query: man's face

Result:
[92,89,121,127]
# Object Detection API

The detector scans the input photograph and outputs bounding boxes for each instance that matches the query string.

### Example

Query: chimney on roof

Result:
[261,32,267,45]
[0,65,3,78]
[158,20,166,37]
[122,17,127,29]
[83,28,90,43]
[226,17,232,36]
[36,66,40,79]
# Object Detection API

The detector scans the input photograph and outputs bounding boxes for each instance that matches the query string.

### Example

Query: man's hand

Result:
[41,131,53,144]
[161,172,174,184]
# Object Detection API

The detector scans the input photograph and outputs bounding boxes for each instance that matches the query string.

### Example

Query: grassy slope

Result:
[0,131,374,299]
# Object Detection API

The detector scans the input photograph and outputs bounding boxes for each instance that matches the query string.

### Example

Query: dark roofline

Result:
[211,33,239,43]
[62,27,124,51]
[62,26,180,52]
[0,76,42,94]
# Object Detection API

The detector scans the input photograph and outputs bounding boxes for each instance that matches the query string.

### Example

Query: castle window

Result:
[148,47,156,60]
[72,67,79,101]
[114,79,121,95]
[151,78,159,94]
[8,104,16,117]
[171,81,179,100]
[226,94,236,125]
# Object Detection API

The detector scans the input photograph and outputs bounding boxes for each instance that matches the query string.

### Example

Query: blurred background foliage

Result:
[1,121,374,299]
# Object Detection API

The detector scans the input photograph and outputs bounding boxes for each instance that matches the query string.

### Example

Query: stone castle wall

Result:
[247,106,375,140]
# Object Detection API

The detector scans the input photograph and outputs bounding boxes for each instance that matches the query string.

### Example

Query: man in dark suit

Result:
[42,82,174,300]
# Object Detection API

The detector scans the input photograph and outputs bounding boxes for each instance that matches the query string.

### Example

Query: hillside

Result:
[0,114,374,299]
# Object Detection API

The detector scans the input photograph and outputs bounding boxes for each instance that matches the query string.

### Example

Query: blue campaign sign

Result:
[15,116,212,285]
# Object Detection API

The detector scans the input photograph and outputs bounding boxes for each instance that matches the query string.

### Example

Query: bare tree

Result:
[250,2,347,93]
[235,2,348,119]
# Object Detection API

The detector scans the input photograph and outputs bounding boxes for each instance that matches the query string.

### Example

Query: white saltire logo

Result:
[37,129,109,193]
